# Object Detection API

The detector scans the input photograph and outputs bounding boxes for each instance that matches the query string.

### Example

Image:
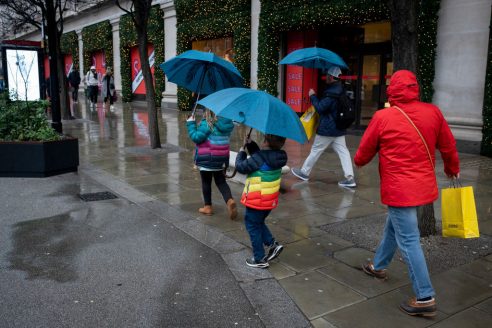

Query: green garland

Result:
[175,0,251,110]
[60,31,79,67]
[417,0,441,103]
[119,6,165,104]
[81,21,113,75]
[481,6,492,156]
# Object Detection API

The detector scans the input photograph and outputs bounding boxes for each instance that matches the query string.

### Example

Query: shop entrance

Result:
[283,22,393,128]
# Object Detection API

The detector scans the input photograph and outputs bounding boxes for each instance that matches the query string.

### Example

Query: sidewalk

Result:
[12,100,492,327]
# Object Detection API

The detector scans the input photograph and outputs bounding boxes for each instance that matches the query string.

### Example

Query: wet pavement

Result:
[2,99,492,327]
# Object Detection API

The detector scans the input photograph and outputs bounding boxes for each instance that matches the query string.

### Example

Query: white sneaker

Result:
[110,105,114,112]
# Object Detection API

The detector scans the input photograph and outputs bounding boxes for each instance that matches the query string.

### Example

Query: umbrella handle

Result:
[226,128,253,179]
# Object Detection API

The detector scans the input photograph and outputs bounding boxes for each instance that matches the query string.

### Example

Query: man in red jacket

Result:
[354,70,460,317]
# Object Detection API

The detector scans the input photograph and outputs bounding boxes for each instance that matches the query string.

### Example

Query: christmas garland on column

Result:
[81,21,113,76]
[119,6,165,104]
[60,31,79,67]
[175,0,251,111]
[481,5,492,156]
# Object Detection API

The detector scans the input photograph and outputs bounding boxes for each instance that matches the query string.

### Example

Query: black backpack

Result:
[332,88,356,130]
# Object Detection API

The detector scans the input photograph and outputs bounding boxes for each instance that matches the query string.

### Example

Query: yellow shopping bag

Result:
[441,185,479,238]
[300,105,319,141]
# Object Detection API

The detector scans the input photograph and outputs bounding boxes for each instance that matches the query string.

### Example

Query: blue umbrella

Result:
[279,47,348,69]
[160,50,244,95]
[197,88,308,144]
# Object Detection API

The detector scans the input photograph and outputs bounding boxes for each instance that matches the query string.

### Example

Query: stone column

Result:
[161,1,178,109]
[111,18,122,91]
[77,29,84,87]
[250,0,261,90]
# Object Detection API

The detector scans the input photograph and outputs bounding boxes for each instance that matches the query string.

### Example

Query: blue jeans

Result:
[373,206,435,299]
[244,208,274,262]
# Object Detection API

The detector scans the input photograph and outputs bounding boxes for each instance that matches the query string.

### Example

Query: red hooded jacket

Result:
[354,70,460,207]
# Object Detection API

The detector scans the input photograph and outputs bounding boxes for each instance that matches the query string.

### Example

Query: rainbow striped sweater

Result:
[235,142,288,210]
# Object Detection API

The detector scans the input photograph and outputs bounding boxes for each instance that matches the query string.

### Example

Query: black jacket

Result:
[310,81,345,137]
[235,141,287,174]
[68,70,81,87]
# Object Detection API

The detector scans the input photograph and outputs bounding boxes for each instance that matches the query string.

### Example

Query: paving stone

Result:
[279,271,365,319]
[278,239,339,272]
[485,254,492,263]
[139,200,194,225]
[221,249,272,282]
[274,212,344,229]
[310,317,337,328]
[241,279,311,328]
[195,213,245,232]
[268,262,296,280]
[174,219,244,255]
[322,289,448,328]
[400,269,492,315]
[318,261,409,298]
[429,307,492,328]
[455,259,492,281]
[272,218,328,239]
[474,297,492,315]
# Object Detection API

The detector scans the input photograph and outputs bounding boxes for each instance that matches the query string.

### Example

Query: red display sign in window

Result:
[130,44,155,95]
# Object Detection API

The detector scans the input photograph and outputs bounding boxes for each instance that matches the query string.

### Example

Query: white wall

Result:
[434,0,492,141]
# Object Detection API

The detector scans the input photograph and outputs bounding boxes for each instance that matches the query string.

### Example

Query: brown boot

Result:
[198,205,213,215]
[399,297,436,317]
[227,199,238,220]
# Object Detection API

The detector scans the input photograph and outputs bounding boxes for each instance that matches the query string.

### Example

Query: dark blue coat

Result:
[310,81,345,137]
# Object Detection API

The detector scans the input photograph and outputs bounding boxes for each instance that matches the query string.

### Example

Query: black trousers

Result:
[72,86,79,101]
[88,85,98,103]
[200,170,233,205]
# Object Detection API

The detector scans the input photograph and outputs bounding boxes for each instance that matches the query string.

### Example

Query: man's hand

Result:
[308,89,316,96]
[186,115,195,122]
[447,172,460,179]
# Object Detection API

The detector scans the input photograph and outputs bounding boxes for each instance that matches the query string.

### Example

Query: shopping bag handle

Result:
[449,177,463,188]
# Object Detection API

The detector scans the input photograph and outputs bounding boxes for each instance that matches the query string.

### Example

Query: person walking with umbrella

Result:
[291,66,356,187]
[186,110,238,220]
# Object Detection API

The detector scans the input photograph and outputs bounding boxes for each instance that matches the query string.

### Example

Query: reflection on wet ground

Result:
[59,100,492,324]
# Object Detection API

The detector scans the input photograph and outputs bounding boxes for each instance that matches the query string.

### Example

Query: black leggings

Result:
[200,170,233,205]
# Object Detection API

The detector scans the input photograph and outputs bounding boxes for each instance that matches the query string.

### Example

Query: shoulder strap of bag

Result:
[393,106,434,168]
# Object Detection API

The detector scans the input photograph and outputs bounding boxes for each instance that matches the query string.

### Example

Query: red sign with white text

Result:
[130,44,155,95]
[64,54,73,76]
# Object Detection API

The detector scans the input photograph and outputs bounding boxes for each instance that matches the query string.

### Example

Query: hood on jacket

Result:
[214,116,234,133]
[387,70,420,105]
[260,149,288,170]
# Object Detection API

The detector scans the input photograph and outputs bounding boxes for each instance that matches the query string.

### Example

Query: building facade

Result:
[8,0,492,145]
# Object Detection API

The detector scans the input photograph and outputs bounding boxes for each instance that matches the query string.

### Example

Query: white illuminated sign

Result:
[5,48,40,101]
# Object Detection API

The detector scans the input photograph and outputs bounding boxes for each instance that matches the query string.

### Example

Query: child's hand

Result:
[308,89,316,96]
[186,115,195,122]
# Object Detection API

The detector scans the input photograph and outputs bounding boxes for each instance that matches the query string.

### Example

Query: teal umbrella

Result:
[197,88,308,144]
[279,47,348,69]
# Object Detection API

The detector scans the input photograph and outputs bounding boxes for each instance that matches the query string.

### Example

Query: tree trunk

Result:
[388,0,437,236]
[388,0,419,71]
[45,0,62,133]
[135,2,160,149]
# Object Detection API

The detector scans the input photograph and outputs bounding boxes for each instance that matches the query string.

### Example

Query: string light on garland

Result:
[175,0,251,111]
[60,31,79,67]
[82,21,113,75]
[481,4,492,156]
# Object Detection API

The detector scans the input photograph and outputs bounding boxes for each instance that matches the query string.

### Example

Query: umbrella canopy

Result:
[159,50,244,95]
[279,47,348,69]
[197,88,308,144]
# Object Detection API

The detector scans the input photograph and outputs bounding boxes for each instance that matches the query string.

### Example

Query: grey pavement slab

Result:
[322,289,448,328]
[455,259,492,281]
[429,307,492,328]
[268,262,297,280]
[278,271,366,319]
[278,239,339,272]
[241,279,311,328]
[474,297,492,315]
[221,249,273,283]
[310,318,337,328]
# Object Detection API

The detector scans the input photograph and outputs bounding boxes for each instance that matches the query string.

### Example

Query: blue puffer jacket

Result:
[186,116,234,170]
[310,81,345,137]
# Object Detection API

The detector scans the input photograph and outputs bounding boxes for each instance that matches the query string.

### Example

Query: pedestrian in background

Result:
[235,134,287,269]
[85,65,99,110]
[291,66,356,188]
[355,70,460,317]
[186,110,238,220]
[68,64,81,103]
[101,67,116,112]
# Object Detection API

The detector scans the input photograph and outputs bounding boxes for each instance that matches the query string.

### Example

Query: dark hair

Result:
[264,134,286,150]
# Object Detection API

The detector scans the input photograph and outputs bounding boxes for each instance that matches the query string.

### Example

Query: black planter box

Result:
[0,138,79,177]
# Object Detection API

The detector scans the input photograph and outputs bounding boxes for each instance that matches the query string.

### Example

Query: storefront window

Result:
[192,37,233,60]
[362,22,391,44]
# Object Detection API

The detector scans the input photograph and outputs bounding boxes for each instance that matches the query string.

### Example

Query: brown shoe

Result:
[198,205,213,215]
[226,198,238,220]
[399,297,436,317]
[362,262,387,280]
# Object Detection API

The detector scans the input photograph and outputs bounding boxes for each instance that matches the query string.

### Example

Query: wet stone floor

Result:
[61,100,492,327]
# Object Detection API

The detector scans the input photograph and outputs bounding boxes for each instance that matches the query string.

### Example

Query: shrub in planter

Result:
[0,94,79,177]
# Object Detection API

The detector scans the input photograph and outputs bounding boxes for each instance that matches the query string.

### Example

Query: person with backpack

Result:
[291,65,356,187]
